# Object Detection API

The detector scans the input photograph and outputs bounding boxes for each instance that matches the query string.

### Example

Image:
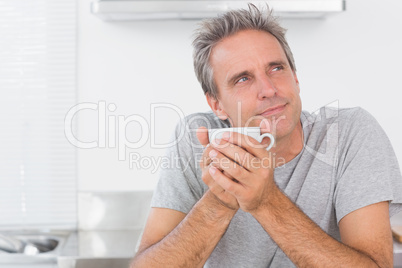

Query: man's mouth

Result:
[259,104,287,117]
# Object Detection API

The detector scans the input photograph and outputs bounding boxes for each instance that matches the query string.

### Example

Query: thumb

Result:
[196,126,209,147]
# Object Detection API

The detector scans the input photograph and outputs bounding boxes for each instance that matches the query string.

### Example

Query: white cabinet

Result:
[91,0,346,20]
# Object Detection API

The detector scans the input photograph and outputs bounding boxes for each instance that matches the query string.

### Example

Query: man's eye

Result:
[273,66,284,72]
[237,77,248,83]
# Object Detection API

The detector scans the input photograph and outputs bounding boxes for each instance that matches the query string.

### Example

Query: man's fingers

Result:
[202,166,239,210]
[209,165,243,197]
[196,126,209,147]
[209,138,262,172]
[197,126,212,169]
[209,148,252,186]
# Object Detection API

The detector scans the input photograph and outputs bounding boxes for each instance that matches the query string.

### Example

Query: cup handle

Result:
[258,133,275,151]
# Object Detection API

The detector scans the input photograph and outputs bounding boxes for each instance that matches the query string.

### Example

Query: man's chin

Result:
[241,115,269,129]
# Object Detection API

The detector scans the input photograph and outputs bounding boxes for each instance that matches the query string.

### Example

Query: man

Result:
[131,4,402,267]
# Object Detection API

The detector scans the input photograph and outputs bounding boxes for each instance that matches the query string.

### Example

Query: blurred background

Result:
[0,0,401,267]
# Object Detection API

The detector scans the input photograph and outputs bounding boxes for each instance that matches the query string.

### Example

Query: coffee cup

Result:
[208,127,275,151]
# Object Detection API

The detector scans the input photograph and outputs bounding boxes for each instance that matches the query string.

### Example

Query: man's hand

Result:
[205,130,277,213]
[196,127,239,210]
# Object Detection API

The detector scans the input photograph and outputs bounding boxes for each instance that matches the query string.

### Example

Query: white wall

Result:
[77,0,402,191]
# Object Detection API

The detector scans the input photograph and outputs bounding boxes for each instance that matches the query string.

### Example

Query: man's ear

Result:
[206,94,228,120]
[293,71,300,93]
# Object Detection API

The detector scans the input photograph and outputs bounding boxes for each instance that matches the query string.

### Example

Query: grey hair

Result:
[192,3,296,99]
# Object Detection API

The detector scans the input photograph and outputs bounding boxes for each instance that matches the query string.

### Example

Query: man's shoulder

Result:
[338,107,376,123]
[300,106,382,148]
[336,107,380,133]
[301,106,375,128]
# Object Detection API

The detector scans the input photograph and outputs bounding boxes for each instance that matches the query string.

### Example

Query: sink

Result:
[0,230,70,264]
[20,236,58,254]
[0,234,59,255]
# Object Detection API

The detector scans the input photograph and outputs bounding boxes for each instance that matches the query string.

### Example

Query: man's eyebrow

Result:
[227,71,251,85]
[268,60,288,68]
[226,60,288,85]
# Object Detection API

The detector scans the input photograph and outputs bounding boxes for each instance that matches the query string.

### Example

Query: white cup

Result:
[208,127,275,151]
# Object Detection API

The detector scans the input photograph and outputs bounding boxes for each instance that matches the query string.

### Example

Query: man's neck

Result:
[271,121,304,168]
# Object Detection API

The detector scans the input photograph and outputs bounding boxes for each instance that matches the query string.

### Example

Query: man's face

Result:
[207,29,302,140]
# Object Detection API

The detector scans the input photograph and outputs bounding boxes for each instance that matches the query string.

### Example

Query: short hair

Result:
[192,3,296,99]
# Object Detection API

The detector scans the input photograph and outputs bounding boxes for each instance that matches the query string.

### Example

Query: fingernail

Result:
[209,149,217,158]
[222,131,231,140]
[209,166,216,175]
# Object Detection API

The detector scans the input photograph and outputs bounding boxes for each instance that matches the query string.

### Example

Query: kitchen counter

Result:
[392,212,402,267]
[57,229,143,268]
[0,229,143,268]
[394,241,402,267]
[56,191,151,268]
[0,191,152,267]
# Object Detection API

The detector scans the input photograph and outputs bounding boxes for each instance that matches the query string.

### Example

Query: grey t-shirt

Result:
[151,107,402,267]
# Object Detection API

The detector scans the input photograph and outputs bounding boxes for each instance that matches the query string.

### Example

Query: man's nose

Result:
[257,75,277,100]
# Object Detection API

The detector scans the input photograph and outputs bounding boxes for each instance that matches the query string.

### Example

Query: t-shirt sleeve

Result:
[334,108,402,223]
[150,118,205,214]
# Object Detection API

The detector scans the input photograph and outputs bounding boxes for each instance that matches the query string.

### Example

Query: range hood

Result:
[91,0,346,21]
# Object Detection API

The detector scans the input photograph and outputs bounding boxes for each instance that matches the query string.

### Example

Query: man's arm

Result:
[131,126,239,267]
[252,189,392,268]
[131,191,236,268]
[207,131,393,267]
